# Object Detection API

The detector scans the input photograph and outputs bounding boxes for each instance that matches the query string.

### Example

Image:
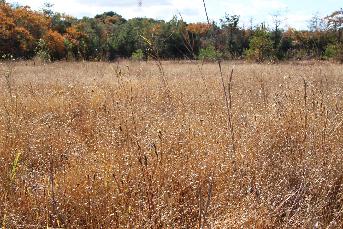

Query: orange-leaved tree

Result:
[0,2,52,58]
[43,29,66,59]
[64,25,87,60]
[186,23,211,36]
[0,3,33,57]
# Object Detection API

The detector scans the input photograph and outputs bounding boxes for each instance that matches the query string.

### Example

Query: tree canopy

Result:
[0,1,342,62]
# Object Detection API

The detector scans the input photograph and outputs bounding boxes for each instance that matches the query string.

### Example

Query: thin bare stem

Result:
[202,0,210,24]
[303,78,308,142]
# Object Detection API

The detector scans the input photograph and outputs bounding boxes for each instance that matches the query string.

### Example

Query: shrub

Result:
[131,49,144,61]
[338,44,343,63]
[35,38,51,62]
[64,39,75,61]
[324,43,343,63]
[324,44,339,58]
[198,45,222,61]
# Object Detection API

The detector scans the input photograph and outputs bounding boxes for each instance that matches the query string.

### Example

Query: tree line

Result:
[0,1,342,62]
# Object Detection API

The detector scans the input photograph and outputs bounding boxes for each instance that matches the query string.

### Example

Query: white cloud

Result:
[74,0,169,8]
[9,0,44,9]
[8,0,205,21]
[285,12,312,29]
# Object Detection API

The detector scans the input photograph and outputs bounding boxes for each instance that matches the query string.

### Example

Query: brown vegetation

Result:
[1,60,343,228]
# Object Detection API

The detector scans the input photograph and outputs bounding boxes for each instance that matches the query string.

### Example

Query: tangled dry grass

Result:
[0,60,343,228]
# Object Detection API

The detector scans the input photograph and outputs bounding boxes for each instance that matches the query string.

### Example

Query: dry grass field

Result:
[1,60,343,228]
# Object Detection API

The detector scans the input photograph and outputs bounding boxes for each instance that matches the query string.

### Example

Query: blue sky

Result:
[7,0,342,29]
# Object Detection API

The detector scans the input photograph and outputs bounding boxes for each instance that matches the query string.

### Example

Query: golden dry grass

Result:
[0,60,343,228]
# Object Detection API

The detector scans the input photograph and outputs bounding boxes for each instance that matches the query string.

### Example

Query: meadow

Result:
[1,60,343,228]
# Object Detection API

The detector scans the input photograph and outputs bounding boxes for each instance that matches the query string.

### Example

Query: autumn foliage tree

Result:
[186,23,211,36]
[63,25,87,60]
[0,3,35,57]
[0,1,68,59]
[43,29,65,59]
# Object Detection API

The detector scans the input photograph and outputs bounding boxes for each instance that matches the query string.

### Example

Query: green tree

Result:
[219,14,243,58]
[147,17,191,59]
[245,28,274,62]
[270,12,285,59]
